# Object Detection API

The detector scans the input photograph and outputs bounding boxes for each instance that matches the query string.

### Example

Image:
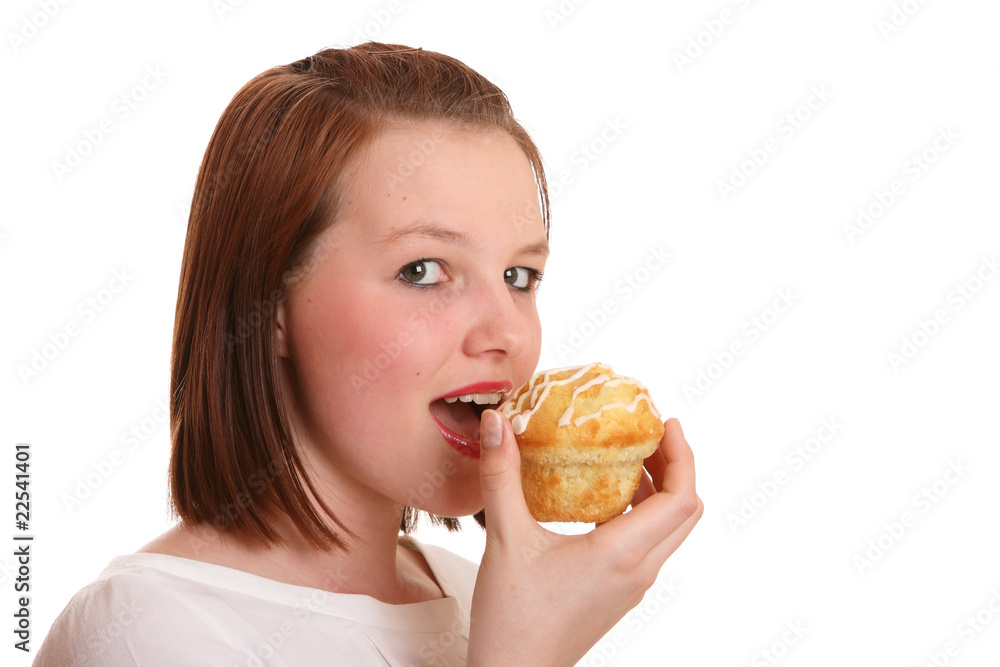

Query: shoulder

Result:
[134,521,227,562]
[33,555,252,667]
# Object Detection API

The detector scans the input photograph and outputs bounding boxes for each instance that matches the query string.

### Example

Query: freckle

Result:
[402,196,407,201]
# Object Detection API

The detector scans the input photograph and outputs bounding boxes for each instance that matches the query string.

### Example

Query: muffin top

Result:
[498,362,664,454]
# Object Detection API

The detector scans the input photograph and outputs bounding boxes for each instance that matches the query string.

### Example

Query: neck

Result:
[175,475,441,604]
[261,505,408,598]
[195,366,445,603]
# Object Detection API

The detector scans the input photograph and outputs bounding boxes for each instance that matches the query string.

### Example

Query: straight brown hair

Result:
[168,42,550,551]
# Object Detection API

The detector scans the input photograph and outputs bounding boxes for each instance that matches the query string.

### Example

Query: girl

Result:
[35,42,702,666]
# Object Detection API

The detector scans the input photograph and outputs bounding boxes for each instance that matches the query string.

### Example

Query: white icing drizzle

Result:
[500,362,661,435]
[557,373,610,426]
[572,393,658,427]
[502,363,598,435]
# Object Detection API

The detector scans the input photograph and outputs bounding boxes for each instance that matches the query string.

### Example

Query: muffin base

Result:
[521,459,646,523]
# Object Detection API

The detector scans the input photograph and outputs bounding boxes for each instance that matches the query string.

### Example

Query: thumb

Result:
[478,409,533,534]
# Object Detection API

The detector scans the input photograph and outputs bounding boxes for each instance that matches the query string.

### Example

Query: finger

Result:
[646,493,704,566]
[478,410,534,540]
[601,487,699,556]
[595,419,698,554]
[630,470,656,508]
[658,418,696,498]
[596,470,654,528]
[643,442,667,493]
[642,417,689,492]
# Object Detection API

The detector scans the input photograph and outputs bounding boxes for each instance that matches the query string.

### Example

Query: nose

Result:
[461,280,535,360]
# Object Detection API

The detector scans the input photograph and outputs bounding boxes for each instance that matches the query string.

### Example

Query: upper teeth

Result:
[444,392,503,405]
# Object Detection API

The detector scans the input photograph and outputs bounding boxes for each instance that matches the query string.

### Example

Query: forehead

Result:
[336,121,544,239]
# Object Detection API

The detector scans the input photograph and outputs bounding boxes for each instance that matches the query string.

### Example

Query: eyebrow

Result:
[379,221,471,247]
[517,239,550,258]
[379,221,550,258]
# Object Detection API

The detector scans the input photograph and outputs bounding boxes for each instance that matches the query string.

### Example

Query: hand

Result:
[467,411,703,667]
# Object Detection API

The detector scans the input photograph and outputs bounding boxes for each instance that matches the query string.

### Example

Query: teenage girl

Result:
[34,42,702,666]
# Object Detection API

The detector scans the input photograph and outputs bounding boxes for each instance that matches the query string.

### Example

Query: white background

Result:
[3,0,1000,665]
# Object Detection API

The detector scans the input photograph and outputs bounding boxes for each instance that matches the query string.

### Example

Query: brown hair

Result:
[168,42,550,551]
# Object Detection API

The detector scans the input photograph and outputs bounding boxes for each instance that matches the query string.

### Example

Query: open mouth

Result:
[429,384,510,459]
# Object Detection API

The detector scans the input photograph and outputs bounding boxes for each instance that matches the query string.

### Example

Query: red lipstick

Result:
[430,414,483,459]
[433,381,512,401]
[429,381,512,458]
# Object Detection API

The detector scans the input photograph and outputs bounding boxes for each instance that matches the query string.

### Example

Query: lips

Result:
[429,382,511,458]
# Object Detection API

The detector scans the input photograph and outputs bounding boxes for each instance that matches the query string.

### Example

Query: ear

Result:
[276,300,291,359]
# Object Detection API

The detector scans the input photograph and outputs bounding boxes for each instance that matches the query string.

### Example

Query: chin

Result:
[412,485,483,519]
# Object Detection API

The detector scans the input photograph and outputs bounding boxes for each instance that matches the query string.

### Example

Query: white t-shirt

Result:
[33,537,478,666]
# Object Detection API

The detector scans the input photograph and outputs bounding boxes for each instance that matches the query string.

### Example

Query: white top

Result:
[33,537,478,666]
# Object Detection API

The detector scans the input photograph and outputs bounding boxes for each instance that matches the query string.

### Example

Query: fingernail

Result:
[482,410,502,449]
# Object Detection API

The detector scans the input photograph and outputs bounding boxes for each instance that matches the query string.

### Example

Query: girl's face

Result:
[277,122,548,519]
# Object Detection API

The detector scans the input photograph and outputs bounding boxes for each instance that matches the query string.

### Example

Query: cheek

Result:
[515,303,543,382]
[287,284,461,422]
[284,288,443,477]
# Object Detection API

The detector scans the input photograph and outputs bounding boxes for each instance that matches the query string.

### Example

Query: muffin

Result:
[497,362,664,522]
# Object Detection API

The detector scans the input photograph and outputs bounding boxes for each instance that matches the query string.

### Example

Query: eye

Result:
[504,266,543,291]
[398,259,447,286]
